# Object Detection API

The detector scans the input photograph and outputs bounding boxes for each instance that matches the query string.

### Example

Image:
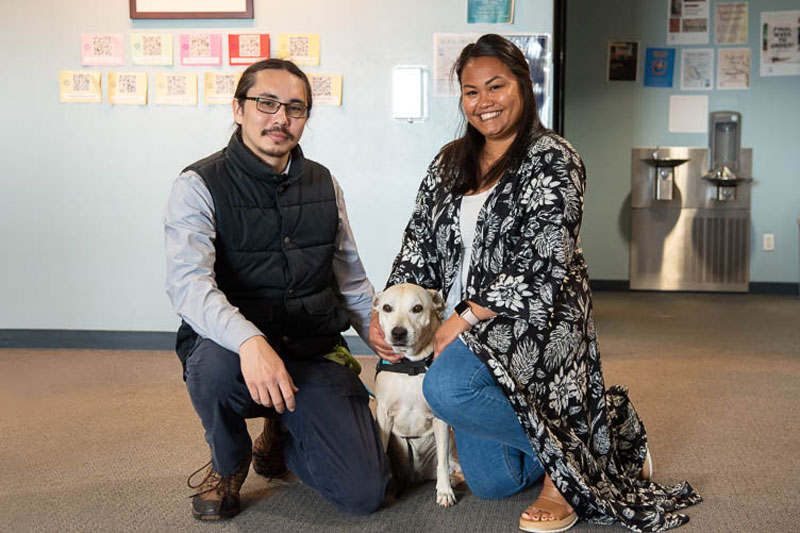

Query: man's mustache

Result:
[261,126,294,140]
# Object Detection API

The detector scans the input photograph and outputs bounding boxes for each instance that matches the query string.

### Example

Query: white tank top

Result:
[444,186,495,318]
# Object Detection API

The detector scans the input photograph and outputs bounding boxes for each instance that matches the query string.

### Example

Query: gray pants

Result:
[184,337,389,515]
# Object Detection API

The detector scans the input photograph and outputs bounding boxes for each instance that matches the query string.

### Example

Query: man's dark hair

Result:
[438,34,547,195]
[233,59,313,133]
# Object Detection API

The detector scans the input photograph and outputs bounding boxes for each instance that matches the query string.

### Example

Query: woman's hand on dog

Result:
[433,314,471,358]
[239,335,299,413]
[369,313,404,363]
[433,301,498,358]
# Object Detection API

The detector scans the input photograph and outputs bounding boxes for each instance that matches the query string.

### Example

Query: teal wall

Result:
[566,0,800,283]
[0,0,553,331]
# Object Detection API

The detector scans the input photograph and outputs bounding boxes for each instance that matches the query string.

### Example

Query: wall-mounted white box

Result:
[392,66,427,122]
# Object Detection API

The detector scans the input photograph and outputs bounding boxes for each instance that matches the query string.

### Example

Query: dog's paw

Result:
[436,487,457,507]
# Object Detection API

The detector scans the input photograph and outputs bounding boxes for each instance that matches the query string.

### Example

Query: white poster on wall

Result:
[681,48,714,90]
[715,2,748,45]
[668,94,708,133]
[760,10,800,77]
[718,48,751,89]
[432,33,552,128]
[667,0,710,45]
[433,33,480,97]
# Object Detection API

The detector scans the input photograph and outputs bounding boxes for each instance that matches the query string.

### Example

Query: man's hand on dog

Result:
[369,313,404,363]
[239,335,299,413]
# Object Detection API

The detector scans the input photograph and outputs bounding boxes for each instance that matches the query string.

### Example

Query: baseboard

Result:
[748,282,800,295]
[591,280,798,295]
[589,279,630,291]
[0,329,176,350]
[0,329,375,354]
[4,280,796,351]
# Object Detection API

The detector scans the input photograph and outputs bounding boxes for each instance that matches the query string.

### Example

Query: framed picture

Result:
[608,41,639,81]
[130,0,253,20]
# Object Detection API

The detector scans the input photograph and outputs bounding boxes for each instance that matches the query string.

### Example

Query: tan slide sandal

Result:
[519,476,578,533]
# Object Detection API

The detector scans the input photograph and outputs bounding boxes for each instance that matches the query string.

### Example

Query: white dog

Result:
[372,283,460,507]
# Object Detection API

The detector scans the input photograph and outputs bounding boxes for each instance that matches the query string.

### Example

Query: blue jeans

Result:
[423,338,544,499]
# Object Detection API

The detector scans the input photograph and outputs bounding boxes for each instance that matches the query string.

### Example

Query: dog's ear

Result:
[427,289,445,320]
[372,291,383,311]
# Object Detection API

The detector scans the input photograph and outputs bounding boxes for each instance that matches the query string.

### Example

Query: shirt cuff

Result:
[226,321,265,354]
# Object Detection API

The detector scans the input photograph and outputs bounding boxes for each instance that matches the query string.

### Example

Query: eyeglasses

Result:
[241,96,309,118]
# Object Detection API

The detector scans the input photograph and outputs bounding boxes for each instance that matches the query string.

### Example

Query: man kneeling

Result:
[164,58,390,520]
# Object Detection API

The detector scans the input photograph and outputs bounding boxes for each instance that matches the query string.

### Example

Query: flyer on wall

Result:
[308,74,343,106]
[81,34,125,66]
[131,33,173,66]
[433,33,480,96]
[667,0,710,45]
[277,34,320,66]
[715,2,748,45]
[644,47,676,87]
[109,72,148,105]
[608,41,639,81]
[467,0,514,24]
[680,48,713,90]
[717,48,751,89]
[179,34,223,66]
[761,10,800,76]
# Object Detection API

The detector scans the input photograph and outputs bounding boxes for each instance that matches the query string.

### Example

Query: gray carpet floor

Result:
[1,292,799,532]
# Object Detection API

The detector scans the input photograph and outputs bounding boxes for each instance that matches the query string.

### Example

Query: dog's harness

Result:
[375,353,435,490]
[374,353,434,376]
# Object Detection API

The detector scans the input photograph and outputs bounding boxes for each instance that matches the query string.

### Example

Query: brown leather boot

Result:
[188,453,250,520]
[252,418,288,479]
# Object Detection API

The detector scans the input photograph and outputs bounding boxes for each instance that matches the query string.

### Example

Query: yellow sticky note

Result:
[277,34,320,66]
[59,71,102,103]
[308,74,342,106]
[154,73,198,106]
[109,72,148,105]
[204,72,242,105]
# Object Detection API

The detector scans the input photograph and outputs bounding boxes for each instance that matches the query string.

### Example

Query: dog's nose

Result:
[390,327,408,343]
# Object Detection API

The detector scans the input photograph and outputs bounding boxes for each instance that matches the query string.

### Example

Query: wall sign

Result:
[129,0,253,20]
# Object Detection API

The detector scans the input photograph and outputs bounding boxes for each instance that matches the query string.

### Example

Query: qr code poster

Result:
[109,72,148,105]
[229,34,269,65]
[277,34,320,66]
[59,71,102,103]
[308,74,342,106]
[131,33,173,66]
[80,34,124,66]
[179,34,223,66]
[154,73,198,106]
[204,72,242,105]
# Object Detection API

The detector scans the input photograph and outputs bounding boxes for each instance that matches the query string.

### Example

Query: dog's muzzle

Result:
[390,326,408,345]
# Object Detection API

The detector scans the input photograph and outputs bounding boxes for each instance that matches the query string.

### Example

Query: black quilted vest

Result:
[175,132,350,365]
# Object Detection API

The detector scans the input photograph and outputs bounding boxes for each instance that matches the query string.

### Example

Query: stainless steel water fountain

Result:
[629,112,753,292]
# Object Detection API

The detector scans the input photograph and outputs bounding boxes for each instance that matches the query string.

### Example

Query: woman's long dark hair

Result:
[439,34,547,194]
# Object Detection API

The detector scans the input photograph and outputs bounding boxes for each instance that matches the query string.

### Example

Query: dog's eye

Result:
[382,304,392,312]
[412,304,423,313]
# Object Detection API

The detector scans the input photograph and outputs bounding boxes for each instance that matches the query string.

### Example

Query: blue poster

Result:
[644,47,675,87]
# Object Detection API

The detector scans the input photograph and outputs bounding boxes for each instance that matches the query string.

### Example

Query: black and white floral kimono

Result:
[387,133,701,532]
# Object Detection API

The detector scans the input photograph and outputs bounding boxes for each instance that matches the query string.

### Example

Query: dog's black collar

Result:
[375,353,434,376]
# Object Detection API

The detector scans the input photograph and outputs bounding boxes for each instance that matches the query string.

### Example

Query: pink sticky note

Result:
[179,34,223,66]
[81,33,124,66]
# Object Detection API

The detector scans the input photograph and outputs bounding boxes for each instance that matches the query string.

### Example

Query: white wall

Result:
[0,0,553,331]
